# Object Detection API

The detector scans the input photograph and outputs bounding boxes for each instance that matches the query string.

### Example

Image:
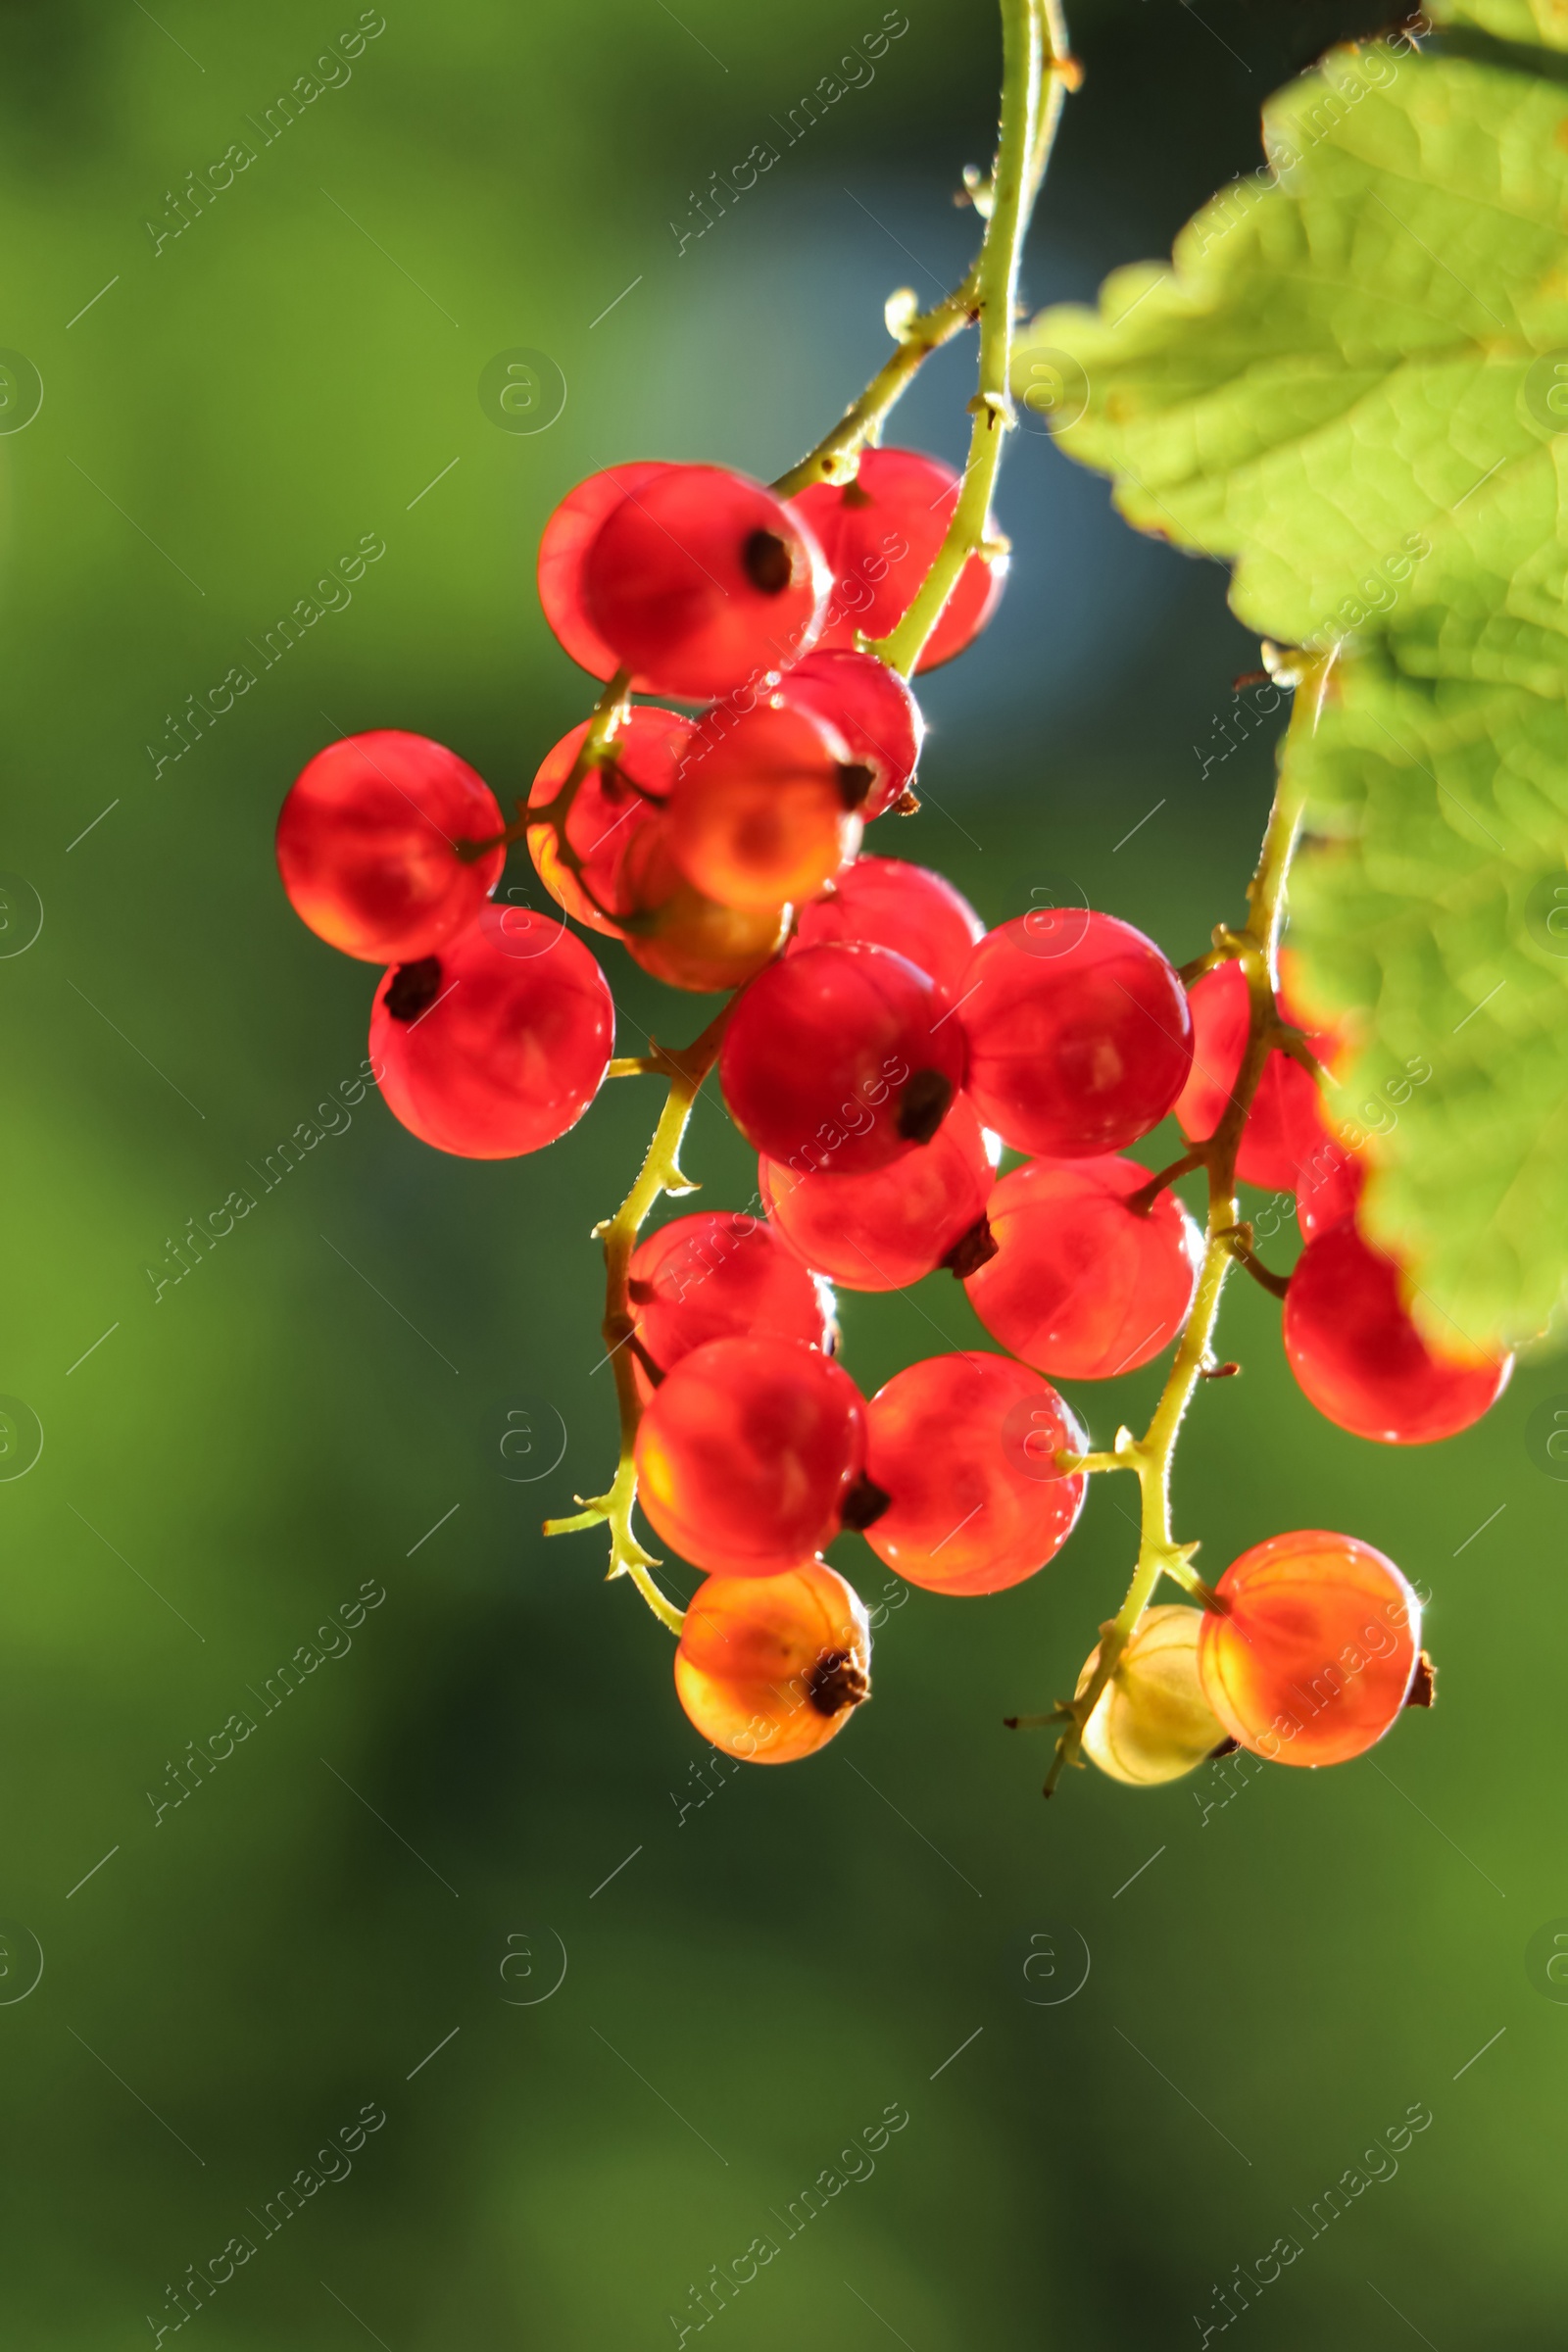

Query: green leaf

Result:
[1017,33,1568,1348]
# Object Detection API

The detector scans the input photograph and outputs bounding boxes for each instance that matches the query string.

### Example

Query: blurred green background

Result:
[3,1,1563,2344]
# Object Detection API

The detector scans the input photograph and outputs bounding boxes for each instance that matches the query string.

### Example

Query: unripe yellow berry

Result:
[1076,1604,1225,1787]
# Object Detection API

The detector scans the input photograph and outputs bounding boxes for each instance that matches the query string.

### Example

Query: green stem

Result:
[867,0,1046,677]
[1040,651,1334,1794]
[542,1006,734,1632]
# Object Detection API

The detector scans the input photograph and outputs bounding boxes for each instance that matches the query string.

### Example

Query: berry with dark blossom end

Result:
[1173,957,1340,1190]
[1197,1531,1423,1767]
[1283,1221,1511,1444]
[369,905,612,1157]
[276,730,505,964]
[668,700,864,910]
[674,1562,871,1763]
[571,464,831,699]
[634,1337,867,1577]
[773,648,924,817]
[720,940,964,1176]
[860,1352,1087,1595]
[963,1154,1202,1379]
[792,856,984,995]
[525,707,689,936]
[790,446,1005,671]
[956,910,1193,1158]
[627,1212,834,1389]
[759,1095,995,1292]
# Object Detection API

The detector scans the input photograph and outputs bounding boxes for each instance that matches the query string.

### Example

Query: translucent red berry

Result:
[627,1212,833,1390]
[790,446,1004,672]
[860,1352,1087,1595]
[720,941,964,1176]
[617,817,791,992]
[964,1154,1201,1379]
[276,730,504,964]
[667,700,864,910]
[525,708,687,936]
[1197,1531,1423,1767]
[1284,1222,1511,1445]
[675,1562,871,1763]
[369,905,612,1157]
[773,648,924,818]
[1173,957,1338,1190]
[956,911,1193,1157]
[574,464,831,699]
[536,461,668,680]
[759,1095,994,1292]
[634,1337,867,1577]
[1295,1134,1365,1243]
[793,856,984,995]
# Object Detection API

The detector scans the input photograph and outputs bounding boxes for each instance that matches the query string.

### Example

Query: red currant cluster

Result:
[273,445,1507,1802]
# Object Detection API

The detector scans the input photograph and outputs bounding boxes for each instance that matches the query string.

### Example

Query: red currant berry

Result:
[1295,1134,1365,1243]
[860,1352,1087,1595]
[790,447,1005,672]
[627,1212,833,1391]
[668,700,865,910]
[1283,1222,1511,1444]
[1173,958,1338,1190]
[773,648,923,818]
[369,905,612,1157]
[1197,1530,1423,1767]
[537,462,668,680]
[956,911,1193,1157]
[617,817,791,992]
[720,941,964,1176]
[634,1337,867,1577]
[576,465,830,699]
[963,1154,1201,1379]
[759,1095,994,1292]
[276,730,504,964]
[793,855,984,996]
[675,1562,871,1763]
[525,708,688,937]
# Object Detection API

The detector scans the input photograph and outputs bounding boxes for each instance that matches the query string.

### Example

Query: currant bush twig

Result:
[542,1003,735,1633]
[458,666,633,881]
[1035,650,1336,1795]
[869,0,1058,678]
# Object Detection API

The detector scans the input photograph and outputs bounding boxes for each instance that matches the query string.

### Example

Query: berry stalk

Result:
[542,1006,732,1633]
[1040,648,1335,1793]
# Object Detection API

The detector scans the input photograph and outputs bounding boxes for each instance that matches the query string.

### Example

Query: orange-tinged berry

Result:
[675,1562,871,1763]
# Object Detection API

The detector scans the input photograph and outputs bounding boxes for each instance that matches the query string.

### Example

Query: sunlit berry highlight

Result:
[860,1352,1087,1595]
[1078,1606,1226,1787]
[774,648,924,818]
[1197,1531,1423,1767]
[577,464,831,699]
[627,1212,833,1388]
[720,941,964,1176]
[1284,1222,1511,1445]
[790,446,1005,672]
[956,910,1193,1158]
[1174,957,1339,1191]
[793,856,985,996]
[668,701,863,910]
[526,707,688,936]
[617,818,792,993]
[964,1154,1201,1379]
[674,1562,871,1764]
[369,906,613,1157]
[276,730,504,964]
[536,461,668,681]
[634,1337,867,1577]
[759,1096,995,1292]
